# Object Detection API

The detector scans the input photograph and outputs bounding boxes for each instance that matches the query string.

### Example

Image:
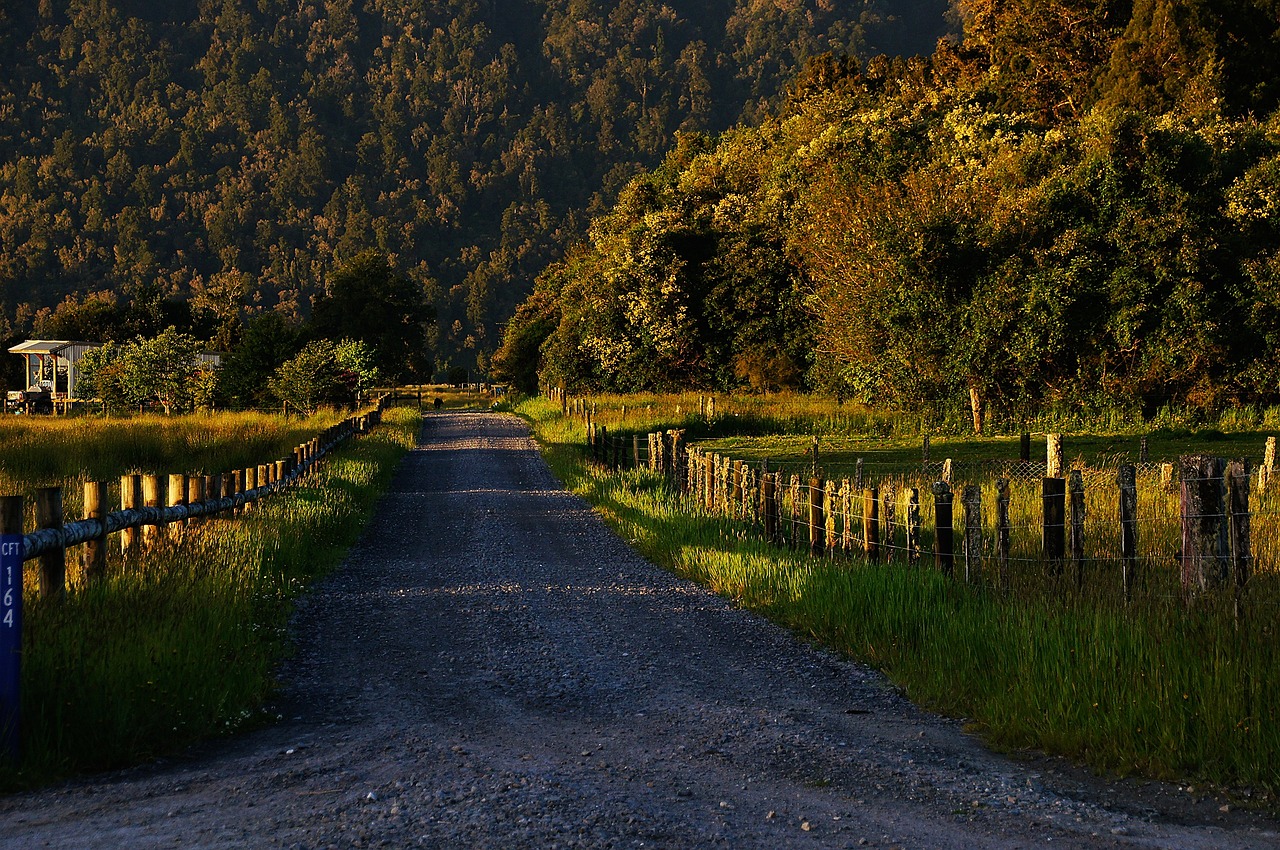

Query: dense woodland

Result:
[0,0,950,397]
[496,0,1280,431]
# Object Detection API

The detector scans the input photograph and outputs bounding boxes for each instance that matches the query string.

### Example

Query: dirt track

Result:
[0,411,1276,848]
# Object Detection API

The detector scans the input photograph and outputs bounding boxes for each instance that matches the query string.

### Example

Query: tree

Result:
[310,251,435,384]
[267,339,354,414]
[77,328,216,414]
[218,312,303,409]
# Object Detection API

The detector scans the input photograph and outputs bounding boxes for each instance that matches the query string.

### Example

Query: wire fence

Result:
[584,426,1277,610]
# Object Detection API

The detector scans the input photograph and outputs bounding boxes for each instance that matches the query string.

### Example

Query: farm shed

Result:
[8,339,102,399]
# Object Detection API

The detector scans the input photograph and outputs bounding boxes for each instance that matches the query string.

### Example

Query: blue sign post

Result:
[0,533,21,763]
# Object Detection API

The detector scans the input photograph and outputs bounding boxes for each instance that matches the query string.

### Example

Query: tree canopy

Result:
[0,0,951,378]
[496,0,1280,429]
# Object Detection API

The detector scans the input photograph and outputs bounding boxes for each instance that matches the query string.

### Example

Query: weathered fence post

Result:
[168,473,187,541]
[1069,469,1086,589]
[863,488,880,563]
[632,434,641,470]
[1139,435,1150,464]
[36,487,65,601]
[1047,434,1064,479]
[854,459,864,492]
[906,488,921,566]
[1261,437,1276,493]
[232,469,245,516]
[1180,454,1228,596]
[789,475,802,549]
[1042,476,1066,573]
[825,479,838,557]
[1019,433,1031,462]
[83,480,108,581]
[962,484,982,584]
[922,436,930,470]
[733,461,745,518]
[1,495,23,761]
[189,475,207,526]
[932,482,954,575]
[1226,460,1252,623]
[809,477,825,556]
[882,482,897,561]
[996,478,1011,588]
[1118,464,1138,602]
[762,472,777,543]
[941,458,953,485]
[121,473,142,554]
[143,471,163,545]
[841,479,854,553]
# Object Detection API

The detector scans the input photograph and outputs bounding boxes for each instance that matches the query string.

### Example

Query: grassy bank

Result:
[520,396,1279,798]
[3,406,420,790]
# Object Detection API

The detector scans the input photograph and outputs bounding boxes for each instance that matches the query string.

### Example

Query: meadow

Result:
[520,392,1280,799]
[1,405,421,789]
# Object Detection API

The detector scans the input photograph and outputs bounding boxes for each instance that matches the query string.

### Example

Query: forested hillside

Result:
[0,0,950,379]
[496,0,1280,430]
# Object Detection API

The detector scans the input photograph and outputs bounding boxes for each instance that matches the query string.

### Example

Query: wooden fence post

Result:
[762,472,777,543]
[932,482,953,575]
[996,478,1011,589]
[809,477,825,556]
[733,461,745,518]
[825,479,838,556]
[1181,454,1228,596]
[35,487,65,601]
[1118,464,1138,602]
[863,488,880,562]
[1069,469,1086,589]
[1139,435,1149,464]
[121,473,142,554]
[1047,433,1064,479]
[941,458,953,485]
[1262,437,1276,493]
[168,473,187,541]
[906,488,921,565]
[142,474,162,549]
[882,482,897,561]
[854,459,864,492]
[841,479,853,553]
[1019,433,1031,462]
[789,475,802,549]
[82,481,107,582]
[962,484,981,584]
[632,434,641,470]
[1226,460,1252,623]
[189,476,206,526]
[1042,477,1066,574]
[922,436,930,470]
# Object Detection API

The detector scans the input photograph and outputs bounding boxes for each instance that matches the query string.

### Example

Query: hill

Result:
[0,0,952,377]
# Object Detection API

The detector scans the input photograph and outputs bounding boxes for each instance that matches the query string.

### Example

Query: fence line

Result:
[4,397,390,579]
[579,423,1267,611]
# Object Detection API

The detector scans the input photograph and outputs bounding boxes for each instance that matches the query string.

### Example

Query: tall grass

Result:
[523,395,1280,795]
[2,407,420,790]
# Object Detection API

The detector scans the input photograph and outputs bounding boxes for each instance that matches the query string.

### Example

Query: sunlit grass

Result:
[2,406,420,789]
[522,394,1280,795]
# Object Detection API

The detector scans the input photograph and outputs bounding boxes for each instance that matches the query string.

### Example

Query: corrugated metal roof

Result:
[9,340,76,355]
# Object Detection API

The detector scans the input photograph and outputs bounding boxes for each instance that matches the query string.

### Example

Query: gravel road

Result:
[1,411,1276,849]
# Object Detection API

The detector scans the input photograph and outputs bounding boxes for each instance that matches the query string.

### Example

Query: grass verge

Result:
[520,397,1279,800]
[3,406,420,790]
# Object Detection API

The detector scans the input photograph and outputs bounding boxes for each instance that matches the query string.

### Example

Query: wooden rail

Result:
[8,401,388,569]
